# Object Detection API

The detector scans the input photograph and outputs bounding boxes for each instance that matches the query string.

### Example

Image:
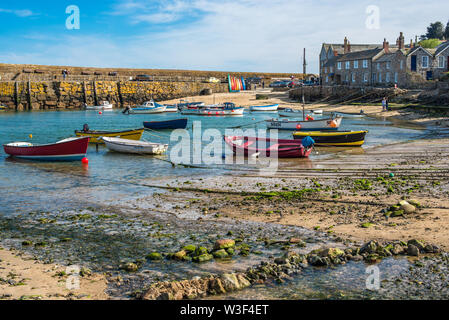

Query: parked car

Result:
[134,74,153,81]
[270,80,291,88]
[246,77,262,84]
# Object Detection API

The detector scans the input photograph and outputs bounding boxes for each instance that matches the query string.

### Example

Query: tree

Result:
[445,21,449,40]
[423,21,445,40]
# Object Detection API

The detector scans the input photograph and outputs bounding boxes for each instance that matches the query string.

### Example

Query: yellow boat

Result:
[293,130,368,147]
[75,128,144,144]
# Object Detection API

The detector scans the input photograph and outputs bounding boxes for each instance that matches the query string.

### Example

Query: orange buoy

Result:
[81,157,89,164]
[99,111,102,115]
[330,120,337,128]
[296,124,302,130]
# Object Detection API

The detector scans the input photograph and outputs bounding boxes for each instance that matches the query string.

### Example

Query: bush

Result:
[418,39,441,48]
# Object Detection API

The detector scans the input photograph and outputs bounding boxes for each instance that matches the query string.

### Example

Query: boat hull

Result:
[250,104,279,112]
[102,137,168,155]
[293,130,367,146]
[75,128,144,144]
[3,137,90,161]
[181,107,244,116]
[224,136,312,158]
[129,106,167,114]
[143,119,188,130]
[267,117,342,131]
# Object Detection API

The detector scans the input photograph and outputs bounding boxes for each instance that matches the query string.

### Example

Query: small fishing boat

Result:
[177,100,205,111]
[181,102,244,116]
[0,104,7,111]
[278,108,305,118]
[249,104,279,112]
[224,136,314,158]
[266,117,342,131]
[3,137,89,161]
[75,126,144,144]
[123,101,167,114]
[143,118,188,130]
[293,130,368,147]
[335,111,365,118]
[165,105,179,113]
[102,137,168,155]
[312,109,323,115]
[85,101,113,110]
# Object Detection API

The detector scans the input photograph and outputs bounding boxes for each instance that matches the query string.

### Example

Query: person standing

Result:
[262,80,265,89]
[381,97,387,112]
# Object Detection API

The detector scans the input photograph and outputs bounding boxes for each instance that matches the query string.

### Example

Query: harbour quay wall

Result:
[0,80,228,111]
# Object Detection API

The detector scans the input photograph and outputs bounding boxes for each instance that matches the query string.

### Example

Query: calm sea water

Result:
[0,109,425,215]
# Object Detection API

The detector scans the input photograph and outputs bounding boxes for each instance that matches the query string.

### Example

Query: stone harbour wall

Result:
[0,80,228,111]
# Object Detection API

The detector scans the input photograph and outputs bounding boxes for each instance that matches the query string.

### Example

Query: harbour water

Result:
[0,109,429,299]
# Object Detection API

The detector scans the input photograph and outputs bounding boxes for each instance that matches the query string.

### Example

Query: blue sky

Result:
[1,0,448,73]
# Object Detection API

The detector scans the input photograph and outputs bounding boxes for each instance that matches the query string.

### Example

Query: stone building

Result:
[406,42,449,80]
[320,33,408,87]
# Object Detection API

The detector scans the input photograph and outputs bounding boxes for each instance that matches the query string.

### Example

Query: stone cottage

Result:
[406,42,449,80]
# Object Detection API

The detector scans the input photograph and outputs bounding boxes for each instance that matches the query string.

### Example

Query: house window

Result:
[337,62,342,70]
[324,67,327,73]
[386,72,390,83]
[372,73,376,82]
[326,76,329,83]
[346,61,350,69]
[363,60,368,68]
[422,56,429,68]
[394,72,398,83]
[354,61,359,69]
[439,56,445,68]
[386,62,391,70]
[400,60,404,70]
[377,63,380,70]
[364,73,368,82]
[345,74,349,82]
[330,67,333,73]
[352,73,356,82]
[379,73,382,82]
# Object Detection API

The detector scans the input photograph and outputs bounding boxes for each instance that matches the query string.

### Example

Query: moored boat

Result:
[293,130,368,147]
[75,127,144,144]
[123,101,167,114]
[143,118,188,130]
[278,108,305,118]
[266,117,342,131]
[102,137,168,155]
[249,104,279,112]
[224,135,314,158]
[181,102,244,116]
[85,101,113,110]
[3,137,90,161]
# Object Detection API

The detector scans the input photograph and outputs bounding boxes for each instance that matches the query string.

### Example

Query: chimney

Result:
[383,38,390,53]
[410,39,414,49]
[344,37,349,54]
[398,32,405,50]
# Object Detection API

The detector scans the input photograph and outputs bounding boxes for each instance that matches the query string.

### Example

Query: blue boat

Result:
[143,118,188,130]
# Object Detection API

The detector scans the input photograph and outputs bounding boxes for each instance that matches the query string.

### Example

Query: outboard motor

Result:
[302,136,315,149]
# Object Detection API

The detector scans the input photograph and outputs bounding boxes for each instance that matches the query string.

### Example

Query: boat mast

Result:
[302,48,306,121]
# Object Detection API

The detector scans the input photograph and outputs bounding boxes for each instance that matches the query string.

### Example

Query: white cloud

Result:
[2,0,449,73]
[0,8,35,17]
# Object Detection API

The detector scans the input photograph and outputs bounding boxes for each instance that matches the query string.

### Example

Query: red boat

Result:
[224,136,313,158]
[3,137,90,161]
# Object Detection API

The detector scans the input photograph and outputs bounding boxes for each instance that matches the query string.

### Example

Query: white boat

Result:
[266,117,343,131]
[165,105,178,113]
[101,137,168,155]
[312,109,323,115]
[124,101,167,114]
[85,101,113,110]
[250,104,279,112]
[278,108,305,118]
[181,102,244,116]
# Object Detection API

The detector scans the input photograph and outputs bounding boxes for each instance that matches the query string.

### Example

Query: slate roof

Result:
[436,42,449,56]
[323,43,383,55]
[336,48,384,62]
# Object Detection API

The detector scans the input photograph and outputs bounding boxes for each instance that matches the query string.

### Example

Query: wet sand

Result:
[0,248,108,300]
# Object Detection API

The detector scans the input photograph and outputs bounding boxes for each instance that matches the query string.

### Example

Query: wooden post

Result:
[82,81,88,104]
[93,81,98,106]
[27,80,32,110]
[117,81,123,107]
[14,82,19,109]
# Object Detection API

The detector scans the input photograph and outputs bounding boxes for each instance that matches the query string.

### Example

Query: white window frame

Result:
[400,60,404,70]
[394,72,398,83]
[352,73,356,82]
[326,76,329,83]
[345,61,350,69]
[386,72,390,83]
[422,56,429,68]
[363,73,368,82]
[386,62,391,70]
[337,62,342,70]
[324,67,327,73]
[354,61,359,69]
[438,56,445,68]
[379,73,382,82]
[330,67,333,73]
[377,63,380,70]
[363,60,368,68]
